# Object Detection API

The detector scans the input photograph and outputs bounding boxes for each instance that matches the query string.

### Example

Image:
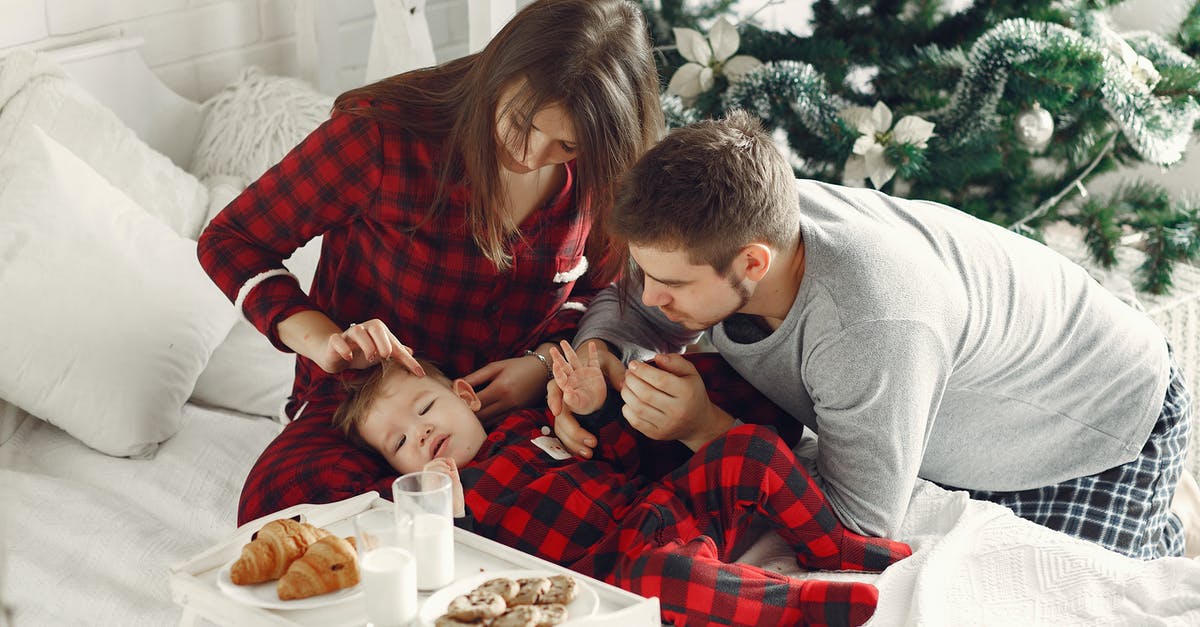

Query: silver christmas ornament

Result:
[1015,102,1054,152]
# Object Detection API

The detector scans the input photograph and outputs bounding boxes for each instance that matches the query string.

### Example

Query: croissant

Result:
[229,519,331,585]
[277,535,360,600]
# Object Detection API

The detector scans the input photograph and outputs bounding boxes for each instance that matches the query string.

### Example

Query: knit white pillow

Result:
[0,126,237,457]
[190,67,333,182]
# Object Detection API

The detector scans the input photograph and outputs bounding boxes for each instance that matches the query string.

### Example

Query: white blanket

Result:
[0,404,281,626]
[743,480,1200,625]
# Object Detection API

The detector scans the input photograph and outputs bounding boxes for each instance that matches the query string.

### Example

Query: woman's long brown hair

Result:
[333,0,664,280]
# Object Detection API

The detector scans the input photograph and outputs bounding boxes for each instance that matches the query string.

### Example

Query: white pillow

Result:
[0,50,210,239]
[190,176,324,419]
[190,67,333,182]
[0,125,238,457]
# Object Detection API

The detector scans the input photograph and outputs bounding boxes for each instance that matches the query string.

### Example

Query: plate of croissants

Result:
[215,517,362,610]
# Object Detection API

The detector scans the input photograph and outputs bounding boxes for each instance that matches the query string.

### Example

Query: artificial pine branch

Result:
[643,0,1200,294]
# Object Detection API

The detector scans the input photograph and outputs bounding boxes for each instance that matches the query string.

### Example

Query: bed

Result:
[3,35,1200,627]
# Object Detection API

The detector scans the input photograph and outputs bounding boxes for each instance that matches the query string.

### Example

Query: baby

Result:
[333,342,911,627]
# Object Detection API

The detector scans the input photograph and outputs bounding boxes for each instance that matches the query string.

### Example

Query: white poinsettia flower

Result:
[667,17,764,102]
[1096,17,1160,88]
[892,115,937,149]
[838,101,935,189]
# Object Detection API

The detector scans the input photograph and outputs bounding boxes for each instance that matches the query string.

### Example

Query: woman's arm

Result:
[197,112,383,354]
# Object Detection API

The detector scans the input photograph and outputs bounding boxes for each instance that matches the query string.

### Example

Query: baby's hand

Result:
[423,457,464,517]
[549,340,607,416]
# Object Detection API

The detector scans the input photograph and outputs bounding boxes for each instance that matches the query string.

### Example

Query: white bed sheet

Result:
[0,403,281,626]
[739,437,1200,625]
[742,481,1200,625]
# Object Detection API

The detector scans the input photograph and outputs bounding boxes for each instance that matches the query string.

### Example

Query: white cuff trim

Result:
[559,302,587,313]
[553,256,588,283]
[234,268,298,319]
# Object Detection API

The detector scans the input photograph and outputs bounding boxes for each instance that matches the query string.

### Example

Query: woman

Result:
[197,0,665,525]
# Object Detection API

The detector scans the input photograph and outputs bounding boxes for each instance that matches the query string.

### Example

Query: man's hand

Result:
[463,352,550,423]
[620,353,734,451]
[423,457,465,518]
[549,339,627,458]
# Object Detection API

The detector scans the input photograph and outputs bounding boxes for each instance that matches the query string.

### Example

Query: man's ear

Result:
[452,378,482,412]
[738,243,772,281]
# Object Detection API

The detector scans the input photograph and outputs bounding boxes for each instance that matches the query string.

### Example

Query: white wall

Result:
[0,0,474,102]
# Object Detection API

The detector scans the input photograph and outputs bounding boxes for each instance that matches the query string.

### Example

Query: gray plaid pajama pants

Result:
[964,349,1191,559]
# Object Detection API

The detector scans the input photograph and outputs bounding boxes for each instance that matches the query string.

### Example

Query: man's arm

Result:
[555,277,705,458]
[806,320,951,538]
[574,276,704,363]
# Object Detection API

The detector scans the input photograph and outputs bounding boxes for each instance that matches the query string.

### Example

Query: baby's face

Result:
[357,371,488,474]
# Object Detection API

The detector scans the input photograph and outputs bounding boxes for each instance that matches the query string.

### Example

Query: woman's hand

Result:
[277,311,424,376]
[423,457,465,518]
[462,348,553,423]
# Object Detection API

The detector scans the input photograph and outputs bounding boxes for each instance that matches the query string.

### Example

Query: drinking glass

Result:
[353,508,418,626]
[392,471,455,590]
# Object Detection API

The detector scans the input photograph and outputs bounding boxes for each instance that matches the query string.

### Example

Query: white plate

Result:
[419,569,600,626]
[215,519,363,610]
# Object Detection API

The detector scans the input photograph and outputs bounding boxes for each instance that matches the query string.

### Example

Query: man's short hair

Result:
[611,110,799,272]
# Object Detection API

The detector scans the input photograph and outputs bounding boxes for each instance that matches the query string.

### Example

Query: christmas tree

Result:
[641,0,1200,294]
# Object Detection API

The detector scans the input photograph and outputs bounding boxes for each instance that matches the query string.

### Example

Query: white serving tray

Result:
[169,493,661,627]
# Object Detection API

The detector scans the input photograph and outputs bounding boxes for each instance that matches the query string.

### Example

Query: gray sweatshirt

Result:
[576,178,1170,537]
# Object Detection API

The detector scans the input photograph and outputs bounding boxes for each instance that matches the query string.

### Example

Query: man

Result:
[554,111,1190,559]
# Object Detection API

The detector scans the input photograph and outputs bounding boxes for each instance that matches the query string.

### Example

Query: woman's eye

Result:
[395,435,406,452]
[419,400,434,416]
[559,142,577,154]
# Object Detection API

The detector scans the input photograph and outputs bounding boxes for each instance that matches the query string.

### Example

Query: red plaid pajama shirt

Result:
[461,389,911,627]
[197,109,612,523]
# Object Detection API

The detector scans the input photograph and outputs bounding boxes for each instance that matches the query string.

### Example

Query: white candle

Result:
[360,547,417,627]
[411,512,454,589]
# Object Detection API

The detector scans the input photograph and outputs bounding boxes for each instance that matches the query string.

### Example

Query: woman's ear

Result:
[453,379,482,412]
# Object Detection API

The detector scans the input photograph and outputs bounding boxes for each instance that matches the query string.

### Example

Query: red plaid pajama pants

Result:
[596,424,912,627]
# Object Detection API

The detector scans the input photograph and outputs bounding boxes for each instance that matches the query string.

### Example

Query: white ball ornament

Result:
[1015,102,1054,152]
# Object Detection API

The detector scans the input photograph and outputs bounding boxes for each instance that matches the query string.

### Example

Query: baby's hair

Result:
[331,357,449,445]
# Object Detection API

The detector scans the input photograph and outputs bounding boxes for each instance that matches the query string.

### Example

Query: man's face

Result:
[630,243,752,331]
[357,372,488,474]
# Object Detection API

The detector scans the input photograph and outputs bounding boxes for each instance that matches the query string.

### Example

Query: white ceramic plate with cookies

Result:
[419,569,599,626]
[215,519,363,610]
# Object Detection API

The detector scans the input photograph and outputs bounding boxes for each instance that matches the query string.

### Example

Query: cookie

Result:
[475,576,520,604]
[435,617,486,627]
[535,603,568,626]
[540,575,578,605]
[445,590,506,622]
[491,605,543,627]
[512,577,551,606]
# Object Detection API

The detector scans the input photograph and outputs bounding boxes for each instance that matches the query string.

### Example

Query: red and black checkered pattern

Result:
[236,399,397,524]
[618,538,882,627]
[197,107,611,421]
[236,348,795,525]
[462,414,910,626]
[238,351,909,624]
[196,109,617,526]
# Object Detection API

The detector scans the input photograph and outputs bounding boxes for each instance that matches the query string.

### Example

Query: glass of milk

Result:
[353,508,418,626]
[392,471,455,590]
